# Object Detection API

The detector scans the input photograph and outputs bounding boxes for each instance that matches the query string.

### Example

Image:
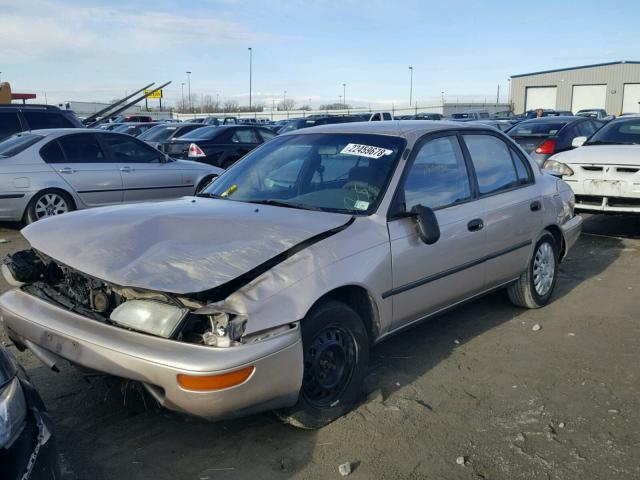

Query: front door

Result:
[42,132,123,207]
[388,134,486,329]
[99,133,194,202]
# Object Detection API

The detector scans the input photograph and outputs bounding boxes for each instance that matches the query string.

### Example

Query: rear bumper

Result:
[560,214,582,257]
[1,289,303,420]
[0,193,30,221]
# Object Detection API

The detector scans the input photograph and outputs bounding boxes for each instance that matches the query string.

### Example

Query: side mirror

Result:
[571,136,587,148]
[410,204,440,245]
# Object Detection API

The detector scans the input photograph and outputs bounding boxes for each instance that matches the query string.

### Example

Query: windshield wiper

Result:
[196,192,225,199]
[251,199,324,211]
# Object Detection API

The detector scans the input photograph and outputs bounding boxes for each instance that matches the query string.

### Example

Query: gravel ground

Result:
[1,214,638,479]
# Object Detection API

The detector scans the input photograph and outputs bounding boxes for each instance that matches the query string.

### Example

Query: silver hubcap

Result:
[34,193,69,219]
[533,242,555,296]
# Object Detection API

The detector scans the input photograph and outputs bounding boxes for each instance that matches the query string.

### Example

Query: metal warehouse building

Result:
[510,61,640,115]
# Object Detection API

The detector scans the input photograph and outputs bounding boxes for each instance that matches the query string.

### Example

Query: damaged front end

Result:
[3,249,251,349]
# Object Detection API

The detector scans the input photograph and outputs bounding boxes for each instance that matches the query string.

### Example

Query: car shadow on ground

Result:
[12,215,629,479]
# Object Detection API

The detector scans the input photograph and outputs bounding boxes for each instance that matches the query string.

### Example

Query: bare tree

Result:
[223,99,239,113]
[299,104,312,111]
[319,103,350,110]
[278,98,296,111]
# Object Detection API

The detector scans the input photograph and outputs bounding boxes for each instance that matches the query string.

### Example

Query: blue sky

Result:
[2,0,639,108]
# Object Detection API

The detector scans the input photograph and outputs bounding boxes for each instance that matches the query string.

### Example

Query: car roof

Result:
[283,120,489,139]
[518,116,582,123]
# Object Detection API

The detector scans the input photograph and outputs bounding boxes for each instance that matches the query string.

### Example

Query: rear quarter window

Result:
[0,112,23,139]
[0,134,43,158]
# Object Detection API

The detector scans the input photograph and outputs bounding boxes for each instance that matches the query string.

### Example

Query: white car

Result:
[543,117,640,213]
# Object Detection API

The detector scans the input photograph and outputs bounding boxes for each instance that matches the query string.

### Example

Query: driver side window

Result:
[401,135,471,210]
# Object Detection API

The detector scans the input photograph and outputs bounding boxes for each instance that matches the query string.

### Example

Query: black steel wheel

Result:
[276,299,369,429]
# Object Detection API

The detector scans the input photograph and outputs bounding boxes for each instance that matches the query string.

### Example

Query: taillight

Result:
[188,143,206,158]
[535,139,556,155]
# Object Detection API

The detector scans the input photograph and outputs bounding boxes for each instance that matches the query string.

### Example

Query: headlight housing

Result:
[0,377,28,449]
[110,300,188,338]
[543,159,574,176]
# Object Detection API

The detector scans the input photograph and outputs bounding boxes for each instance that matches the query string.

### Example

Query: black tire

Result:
[276,300,369,429]
[507,232,559,309]
[25,189,75,224]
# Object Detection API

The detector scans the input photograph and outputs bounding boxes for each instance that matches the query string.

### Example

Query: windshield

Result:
[177,126,220,141]
[586,119,640,145]
[138,125,178,141]
[202,133,405,215]
[0,133,43,157]
[509,121,567,137]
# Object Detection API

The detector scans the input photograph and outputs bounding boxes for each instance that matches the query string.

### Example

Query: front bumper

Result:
[574,195,640,213]
[560,214,582,257]
[1,289,303,420]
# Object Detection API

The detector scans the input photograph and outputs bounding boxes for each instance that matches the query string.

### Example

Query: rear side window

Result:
[577,121,598,137]
[101,134,162,163]
[58,133,106,163]
[383,113,392,120]
[401,135,472,210]
[0,134,43,158]
[463,134,520,195]
[231,129,259,144]
[510,149,532,184]
[22,111,74,130]
[40,140,66,163]
[0,112,22,139]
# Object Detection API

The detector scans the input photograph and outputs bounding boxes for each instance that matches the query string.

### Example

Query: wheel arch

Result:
[543,224,565,260]
[305,285,380,345]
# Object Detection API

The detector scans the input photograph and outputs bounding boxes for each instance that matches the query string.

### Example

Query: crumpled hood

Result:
[22,197,351,294]
[556,145,640,166]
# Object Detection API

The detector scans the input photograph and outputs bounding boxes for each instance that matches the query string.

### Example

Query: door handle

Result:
[58,167,75,174]
[120,166,134,172]
[530,200,542,211]
[467,218,484,232]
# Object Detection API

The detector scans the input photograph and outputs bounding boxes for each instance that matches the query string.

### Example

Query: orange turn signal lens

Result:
[177,366,254,391]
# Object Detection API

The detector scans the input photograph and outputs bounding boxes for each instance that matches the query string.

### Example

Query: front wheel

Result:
[276,300,369,429]
[507,232,558,308]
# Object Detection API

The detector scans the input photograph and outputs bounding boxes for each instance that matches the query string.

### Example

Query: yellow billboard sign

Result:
[144,89,163,99]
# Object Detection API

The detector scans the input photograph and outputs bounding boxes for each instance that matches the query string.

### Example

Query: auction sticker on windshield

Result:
[340,143,393,159]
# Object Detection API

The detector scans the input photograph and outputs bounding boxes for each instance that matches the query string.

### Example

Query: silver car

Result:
[1,121,582,428]
[0,129,223,223]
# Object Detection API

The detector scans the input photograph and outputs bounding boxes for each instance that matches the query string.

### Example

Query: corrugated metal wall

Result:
[510,62,640,114]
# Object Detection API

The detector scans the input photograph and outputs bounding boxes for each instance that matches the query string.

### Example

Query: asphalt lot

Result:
[0,214,638,479]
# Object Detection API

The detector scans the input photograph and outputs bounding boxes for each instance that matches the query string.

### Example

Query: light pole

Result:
[282,90,287,110]
[409,66,413,107]
[216,93,220,112]
[339,95,342,107]
[180,83,185,112]
[342,83,346,107]
[248,47,253,112]
[507,78,512,108]
[186,71,192,113]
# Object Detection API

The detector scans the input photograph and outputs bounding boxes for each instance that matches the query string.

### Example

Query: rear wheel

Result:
[507,232,558,308]
[276,300,369,429]
[25,190,75,224]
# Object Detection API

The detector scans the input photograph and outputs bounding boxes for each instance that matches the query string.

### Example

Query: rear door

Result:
[460,133,541,286]
[42,132,123,206]
[388,133,486,328]
[99,133,194,202]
